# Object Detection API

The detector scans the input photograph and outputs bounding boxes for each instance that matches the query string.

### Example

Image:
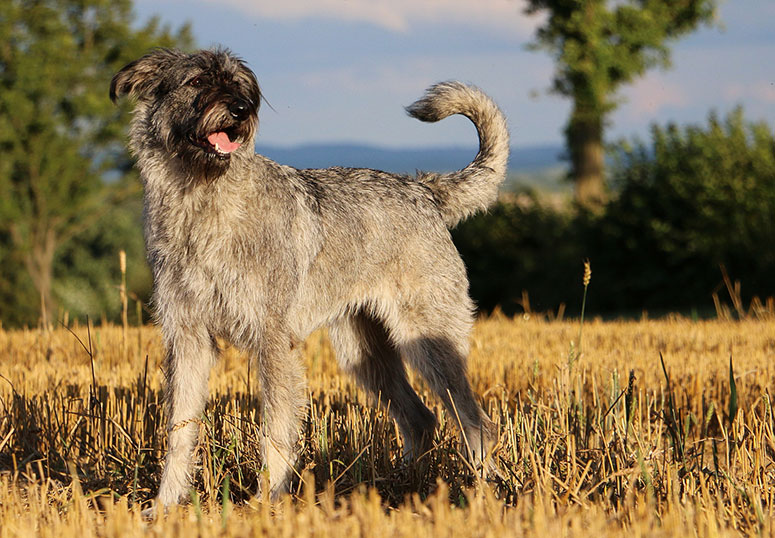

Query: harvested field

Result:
[1,317,774,536]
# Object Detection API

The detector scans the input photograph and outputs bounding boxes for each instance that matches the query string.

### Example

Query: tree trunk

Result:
[566,107,606,208]
[24,227,57,328]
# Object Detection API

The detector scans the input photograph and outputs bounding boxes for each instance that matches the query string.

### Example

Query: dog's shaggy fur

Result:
[110,47,509,507]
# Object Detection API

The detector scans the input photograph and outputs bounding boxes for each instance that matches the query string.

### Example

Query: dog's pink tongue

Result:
[207,132,241,153]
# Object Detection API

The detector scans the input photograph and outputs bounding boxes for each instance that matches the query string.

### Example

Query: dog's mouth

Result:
[189,129,242,158]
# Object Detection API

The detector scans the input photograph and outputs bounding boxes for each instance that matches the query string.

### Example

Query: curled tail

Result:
[406,82,509,227]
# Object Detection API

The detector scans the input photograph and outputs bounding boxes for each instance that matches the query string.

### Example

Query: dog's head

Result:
[110,48,261,178]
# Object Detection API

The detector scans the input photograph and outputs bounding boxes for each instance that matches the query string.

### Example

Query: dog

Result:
[110,47,509,507]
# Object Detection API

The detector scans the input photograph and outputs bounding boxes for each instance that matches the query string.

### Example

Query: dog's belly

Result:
[288,249,403,340]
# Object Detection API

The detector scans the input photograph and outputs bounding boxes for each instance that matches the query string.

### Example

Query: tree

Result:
[0,0,192,326]
[525,0,717,208]
[598,107,775,309]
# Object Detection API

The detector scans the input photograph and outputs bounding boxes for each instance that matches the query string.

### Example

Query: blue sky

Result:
[134,0,775,149]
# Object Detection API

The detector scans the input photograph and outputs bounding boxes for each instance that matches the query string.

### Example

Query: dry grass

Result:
[1,316,774,536]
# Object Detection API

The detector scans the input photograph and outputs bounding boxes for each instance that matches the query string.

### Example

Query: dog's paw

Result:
[140,498,174,521]
[140,502,158,521]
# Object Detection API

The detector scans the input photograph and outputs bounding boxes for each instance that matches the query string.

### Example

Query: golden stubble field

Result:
[1,316,774,536]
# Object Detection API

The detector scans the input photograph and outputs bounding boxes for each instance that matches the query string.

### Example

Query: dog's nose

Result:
[229,100,250,121]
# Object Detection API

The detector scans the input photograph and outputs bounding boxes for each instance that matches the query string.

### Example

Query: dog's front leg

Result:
[255,332,307,501]
[156,327,219,507]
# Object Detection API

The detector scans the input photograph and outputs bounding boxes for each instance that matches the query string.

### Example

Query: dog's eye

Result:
[188,75,204,88]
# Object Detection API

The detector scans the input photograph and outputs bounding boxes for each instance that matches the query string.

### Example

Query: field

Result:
[1,316,774,536]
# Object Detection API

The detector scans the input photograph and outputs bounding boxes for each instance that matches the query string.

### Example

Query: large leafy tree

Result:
[0,0,192,326]
[525,0,717,207]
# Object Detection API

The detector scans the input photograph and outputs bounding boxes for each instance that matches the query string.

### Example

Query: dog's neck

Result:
[137,144,256,195]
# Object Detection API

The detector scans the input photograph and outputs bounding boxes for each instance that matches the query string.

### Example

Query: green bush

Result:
[53,189,152,324]
[597,107,775,311]
[454,108,775,316]
[452,193,583,316]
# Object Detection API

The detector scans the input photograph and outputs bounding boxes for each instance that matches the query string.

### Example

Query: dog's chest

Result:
[148,188,266,303]
[167,195,241,258]
[144,177,308,340]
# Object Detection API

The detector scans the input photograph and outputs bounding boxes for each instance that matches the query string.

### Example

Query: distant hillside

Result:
[255,143,565,175]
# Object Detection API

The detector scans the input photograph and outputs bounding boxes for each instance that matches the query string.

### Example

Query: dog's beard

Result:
[178,143,233,182]
[167,112,255,183]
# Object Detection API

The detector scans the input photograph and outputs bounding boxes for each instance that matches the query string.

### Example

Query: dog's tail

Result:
[406,82,509,228]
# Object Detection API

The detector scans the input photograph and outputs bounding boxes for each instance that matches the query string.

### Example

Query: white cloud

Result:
[204,0,540,36]
[725,81,775,104]
[619,75,689,119]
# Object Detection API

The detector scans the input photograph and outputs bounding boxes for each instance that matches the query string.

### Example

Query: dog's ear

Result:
[110,48,184,104]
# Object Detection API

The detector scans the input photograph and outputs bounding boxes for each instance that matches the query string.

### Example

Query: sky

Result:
[133,0,775,149]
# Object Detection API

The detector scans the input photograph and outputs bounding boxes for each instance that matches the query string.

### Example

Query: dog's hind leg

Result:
[254,329,307,501]
[156,326,219,507]
[401,335,495,467]
[391,301,496,469]
[330,312,438,460]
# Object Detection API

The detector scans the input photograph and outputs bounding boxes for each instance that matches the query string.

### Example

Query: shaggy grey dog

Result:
[110,48,509,507]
